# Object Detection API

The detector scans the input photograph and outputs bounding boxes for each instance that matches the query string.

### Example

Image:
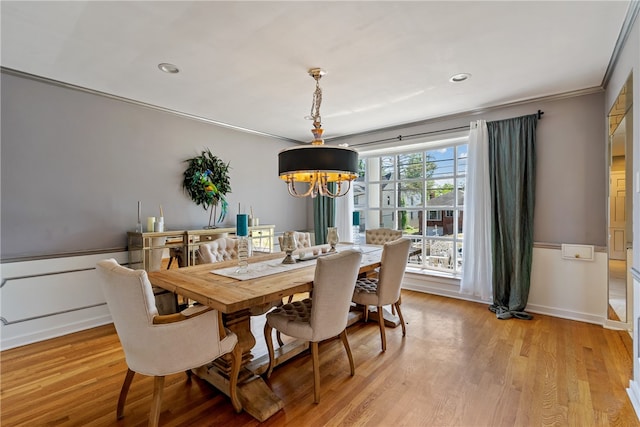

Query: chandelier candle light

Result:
[278,68,358,198]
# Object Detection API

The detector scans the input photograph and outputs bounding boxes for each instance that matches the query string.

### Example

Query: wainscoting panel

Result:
[0,246,610,349]
[528,247,607,324]
[1,252,127,350]
[402,246,608,325]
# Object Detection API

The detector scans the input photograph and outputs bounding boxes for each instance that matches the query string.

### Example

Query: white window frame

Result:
[353,132,468,276]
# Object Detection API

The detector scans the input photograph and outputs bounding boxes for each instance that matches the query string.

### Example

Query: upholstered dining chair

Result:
[352,237,411,351]
[95,259,242,426]
[198,236,239,264]
[365,228,402,245]
[263,249,362,403]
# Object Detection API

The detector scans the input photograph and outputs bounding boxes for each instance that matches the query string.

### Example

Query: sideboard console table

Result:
[127,225,275,272]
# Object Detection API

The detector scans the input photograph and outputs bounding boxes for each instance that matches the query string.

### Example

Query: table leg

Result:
[192,308,284,422]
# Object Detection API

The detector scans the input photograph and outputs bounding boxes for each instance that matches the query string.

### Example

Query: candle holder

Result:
[281,231,298,264]
[352,211,361,249]
[236,214,250,274]
[327,227,339,252]
[236,236,250,274]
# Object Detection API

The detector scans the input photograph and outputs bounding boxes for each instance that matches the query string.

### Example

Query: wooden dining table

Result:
[147,245,385,422]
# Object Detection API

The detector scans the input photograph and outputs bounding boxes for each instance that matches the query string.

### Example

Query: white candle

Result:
[147,216,156,232]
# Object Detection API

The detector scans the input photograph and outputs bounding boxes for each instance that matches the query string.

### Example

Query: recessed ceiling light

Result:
[449,73,471,83]
[158,63,179,74]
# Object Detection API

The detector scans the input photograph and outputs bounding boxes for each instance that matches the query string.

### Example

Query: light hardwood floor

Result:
[1,290,637,426]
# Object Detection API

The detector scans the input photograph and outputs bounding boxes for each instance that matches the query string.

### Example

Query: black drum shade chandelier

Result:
[278,68,358,198]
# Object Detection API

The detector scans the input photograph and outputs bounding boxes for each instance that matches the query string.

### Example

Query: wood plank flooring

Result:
[1,290,637,426]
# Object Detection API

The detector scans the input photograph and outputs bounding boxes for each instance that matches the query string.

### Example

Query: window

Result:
[353,138,467,275]
[427,210,442,221]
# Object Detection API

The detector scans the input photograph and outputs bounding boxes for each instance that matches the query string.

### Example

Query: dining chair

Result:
[352,237,411,351]
[263,249,362,403]
[198,236,239,263]
[95,258,242,426]
[365,228,402,245]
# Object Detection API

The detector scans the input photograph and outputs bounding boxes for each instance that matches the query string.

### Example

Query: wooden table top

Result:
[148,247,383,314]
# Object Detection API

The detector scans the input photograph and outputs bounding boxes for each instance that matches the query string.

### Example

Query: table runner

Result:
[212,245,381,281]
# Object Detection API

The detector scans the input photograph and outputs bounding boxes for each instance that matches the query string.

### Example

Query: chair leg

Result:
[395,301,406,337]
[363,305,369,323]
[339,330,355,376]
[276,331,284,347]
[377,305,387,351]
[149,376,164,427]
[117,368,135,420]
[264,322,275,378]
[229,343,243,413]
[311,341,321,403]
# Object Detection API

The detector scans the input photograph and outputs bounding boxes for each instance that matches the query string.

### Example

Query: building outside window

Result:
[353,138,467,275]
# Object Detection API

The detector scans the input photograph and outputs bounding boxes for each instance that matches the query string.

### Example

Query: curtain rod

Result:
[349,110,544,148]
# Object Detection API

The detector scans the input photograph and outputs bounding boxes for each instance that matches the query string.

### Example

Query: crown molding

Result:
[0,67,301,144]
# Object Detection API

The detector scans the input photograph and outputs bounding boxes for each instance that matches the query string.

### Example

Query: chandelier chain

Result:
[309,76,323,126]
[278,67,357,199]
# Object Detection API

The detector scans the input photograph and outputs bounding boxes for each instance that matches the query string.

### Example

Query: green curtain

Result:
[487,114,537,320]
[313,183,336,244]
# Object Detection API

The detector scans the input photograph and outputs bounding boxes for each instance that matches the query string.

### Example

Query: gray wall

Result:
[1,72,309,259]
[334,91,607,247]
[1,71,609,259]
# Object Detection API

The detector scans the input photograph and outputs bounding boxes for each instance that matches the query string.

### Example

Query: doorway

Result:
[607,73,633,325]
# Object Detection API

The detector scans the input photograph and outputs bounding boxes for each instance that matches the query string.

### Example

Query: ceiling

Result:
[0,1,632,143]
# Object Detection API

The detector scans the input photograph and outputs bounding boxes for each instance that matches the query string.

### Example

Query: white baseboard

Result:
[1,307,113,350]
[402,246,608,326]
[403,278,606,324]
[0,251,126,350]
[628,380,640,418]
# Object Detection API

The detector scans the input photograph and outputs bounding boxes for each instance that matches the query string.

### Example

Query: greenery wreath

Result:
[182,149,231,228]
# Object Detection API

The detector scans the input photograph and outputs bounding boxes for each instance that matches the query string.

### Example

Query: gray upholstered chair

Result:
[365,228,403,245]
[198,236,239,264]
[95,259,242,426]
[263,249,362,403]
[352,238,411,351]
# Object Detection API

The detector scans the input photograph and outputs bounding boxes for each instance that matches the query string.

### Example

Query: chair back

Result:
[95,259,160,368]
[377,238,412,305]
[278,231,312,251]
[199,237,238,263]
[309,249,362,341]
[365,228,402,245]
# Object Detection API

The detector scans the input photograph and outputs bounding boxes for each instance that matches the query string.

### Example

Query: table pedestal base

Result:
[193,365,284,422]
[247,339,309,375]
[367,306,401,327]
